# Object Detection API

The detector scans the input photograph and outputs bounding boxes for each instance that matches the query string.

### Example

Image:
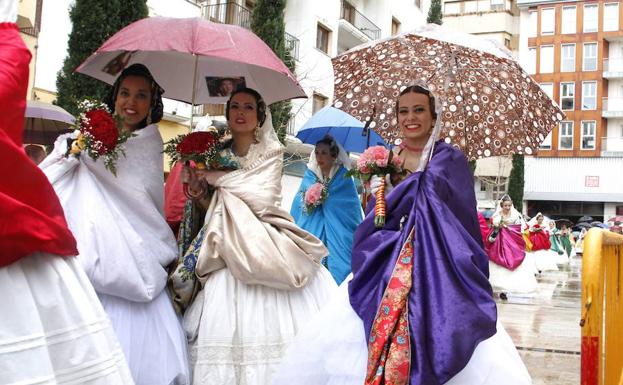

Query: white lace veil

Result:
[307,140,351,181]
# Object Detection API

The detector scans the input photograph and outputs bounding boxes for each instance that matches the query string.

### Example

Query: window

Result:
[540,45,554,73]
[392,17,401,36]
[582,81,597,110]
[584,4,598,32]
[560,82,575,110]
[581,121,596,149]
[491,0,504,11]
[342,1,355,24]
[561,44,576,72]
[444,2,461,14]
[415,0,421,9]
[504,38,511,49]
[583,43,598,71]
[541,8,555,35]
[540,132,552,149]
[604,3,619,31]
[316,24,330,54]
[312,93,328,114]
[526,47,537,74]
[562,6,577,34]
[559,121,574,150]
[540,83,554,99]
[528,10,537,37]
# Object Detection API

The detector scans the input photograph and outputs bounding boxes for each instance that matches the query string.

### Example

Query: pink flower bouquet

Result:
[347,146,403,227]
[302,182,328,215]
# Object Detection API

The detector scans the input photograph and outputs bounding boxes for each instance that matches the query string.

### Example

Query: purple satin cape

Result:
[486,224,527,270]
[348,141,497,385]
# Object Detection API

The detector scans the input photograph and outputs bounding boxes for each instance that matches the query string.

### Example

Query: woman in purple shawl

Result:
[272,85,531,385]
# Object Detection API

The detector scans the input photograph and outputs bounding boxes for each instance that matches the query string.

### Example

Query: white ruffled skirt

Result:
[183,267,338,385]
[488,253,538,294]
[272,282,532,385]
[0,253,133,385]
[98,290,190,385]
[530,249,560,272]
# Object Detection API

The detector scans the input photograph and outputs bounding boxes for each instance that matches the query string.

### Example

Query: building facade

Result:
[17,0,42,100]
[443,0,521,56]
[518,0,623,221]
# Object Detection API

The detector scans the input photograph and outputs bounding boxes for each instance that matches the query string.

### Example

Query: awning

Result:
[524,157,623,202]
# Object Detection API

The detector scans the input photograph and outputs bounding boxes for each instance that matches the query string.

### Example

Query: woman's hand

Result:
[370,174,393,195]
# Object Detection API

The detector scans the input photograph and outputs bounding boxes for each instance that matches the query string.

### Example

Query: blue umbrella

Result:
[296,106,388,153]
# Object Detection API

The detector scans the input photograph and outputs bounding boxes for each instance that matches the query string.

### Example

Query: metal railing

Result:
[285,32,300,61]
[192,104,204,117]
[19,26,39,37]
[443,0,512,15]
[203,2,251,29]
[580,228,623,385]
[602,97,623,113]
[340,0,380,40]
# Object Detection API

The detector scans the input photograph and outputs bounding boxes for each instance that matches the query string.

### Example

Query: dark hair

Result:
[106,64,164,128]
[315,135,339,158]
[395,85,438,121]
[225,87,267,127]
[500,194,512,206]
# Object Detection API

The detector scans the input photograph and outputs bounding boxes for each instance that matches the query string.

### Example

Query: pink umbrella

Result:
[76,17,305,105]
[24,101,75,144]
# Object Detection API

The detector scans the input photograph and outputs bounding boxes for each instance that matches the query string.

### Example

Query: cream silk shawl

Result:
[195,147,327,290]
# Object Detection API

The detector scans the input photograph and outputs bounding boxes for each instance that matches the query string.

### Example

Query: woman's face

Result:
[537,215,544,224]
[315,143,335,172]
[397,92,434,144]
[114,75,152,131]
[228,92,259,136]
[501,200,512,213]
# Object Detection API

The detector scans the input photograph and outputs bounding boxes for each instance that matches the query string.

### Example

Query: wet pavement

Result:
[495,255,582,384]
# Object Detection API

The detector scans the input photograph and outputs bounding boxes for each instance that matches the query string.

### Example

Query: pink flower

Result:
[304,183,324,205]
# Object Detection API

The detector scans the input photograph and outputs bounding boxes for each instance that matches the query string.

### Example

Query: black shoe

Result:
[499,292,508,301]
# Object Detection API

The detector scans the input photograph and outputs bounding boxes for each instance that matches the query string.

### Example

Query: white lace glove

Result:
[370,174,393,196]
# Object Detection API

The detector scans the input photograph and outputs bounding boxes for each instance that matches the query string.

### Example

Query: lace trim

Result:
[190,338,291,365]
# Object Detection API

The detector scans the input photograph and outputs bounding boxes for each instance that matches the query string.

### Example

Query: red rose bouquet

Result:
[68,100,132,176]
[164,131,224,170]
[347,146,403,227]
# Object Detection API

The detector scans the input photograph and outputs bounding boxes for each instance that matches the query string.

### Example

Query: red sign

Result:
[585,176,600,188]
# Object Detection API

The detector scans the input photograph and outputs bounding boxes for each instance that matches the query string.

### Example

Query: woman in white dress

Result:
[486,196,538,299]
[526,214,559,272]
[176,88,338,384]
[272,84,532,385]
[41,64,190,385]
[0,9,133,384]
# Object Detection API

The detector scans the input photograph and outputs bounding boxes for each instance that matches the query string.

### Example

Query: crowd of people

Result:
[4,4,619,384]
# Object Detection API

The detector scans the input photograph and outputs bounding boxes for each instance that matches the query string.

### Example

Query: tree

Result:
[56,0,148,116]
[427,0,443,25]
[507,154,525,212]
[250,0,294,144]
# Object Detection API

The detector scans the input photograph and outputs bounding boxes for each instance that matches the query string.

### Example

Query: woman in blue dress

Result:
[290,135,363,284]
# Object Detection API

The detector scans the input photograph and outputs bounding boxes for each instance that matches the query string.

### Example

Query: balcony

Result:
[603,58,623,78]
[443,0,513,16]
[601,136,623,156]
[285,32,300,61]
[202,2,251,29]
[338,1,381,53]
[602,97,623,118]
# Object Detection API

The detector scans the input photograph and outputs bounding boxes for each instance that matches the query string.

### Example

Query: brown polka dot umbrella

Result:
[332,24,565,159]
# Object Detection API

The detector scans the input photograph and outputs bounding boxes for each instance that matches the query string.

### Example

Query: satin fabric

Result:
[196,148,327,289]
[291,166,362,284]
[0,23,77,266]
[528,225,550,251]
[41,125,177,302]
[477,212,489,245]
[485,224,527,270]
[349,141,497,385]
[549,228,565,255]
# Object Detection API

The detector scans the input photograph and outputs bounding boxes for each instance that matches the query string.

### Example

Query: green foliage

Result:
[55,0,148,116]
[507,154,525,212]
[427,0,443,25]
[250,0,294,144]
